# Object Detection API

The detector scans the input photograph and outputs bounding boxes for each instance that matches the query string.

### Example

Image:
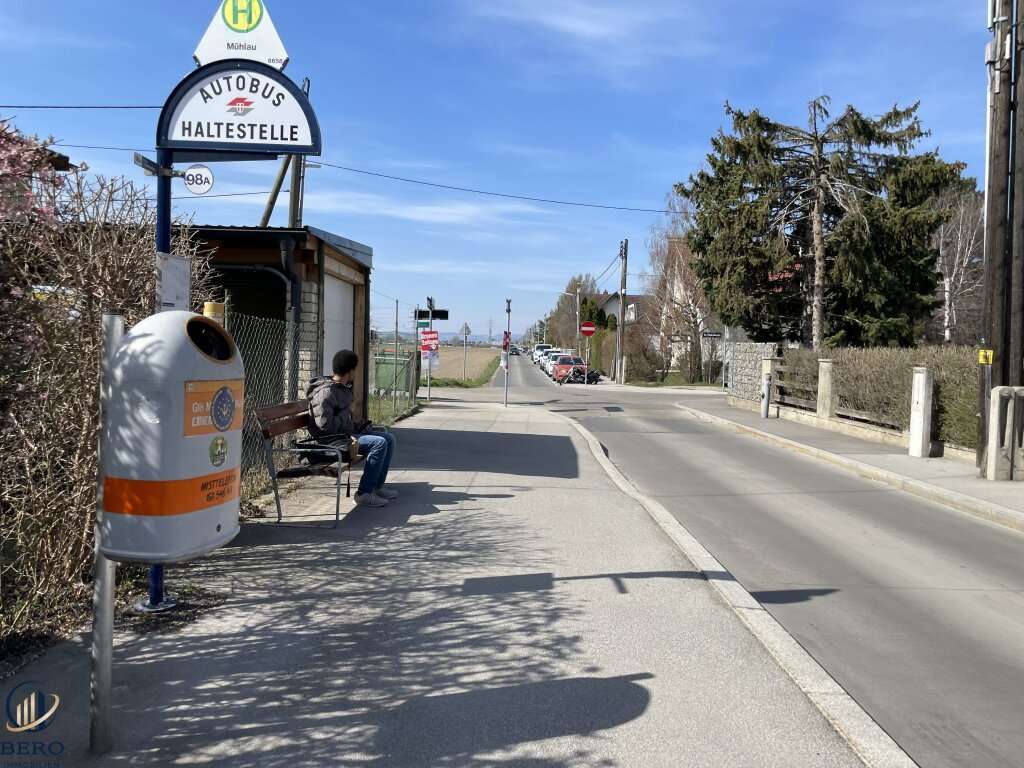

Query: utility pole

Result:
[575,286,581,353]
[489,317,493,346]
[1010,0,1024,387]
[504,299,511,408]
[980,0,1015,467]
[616,239,629,385]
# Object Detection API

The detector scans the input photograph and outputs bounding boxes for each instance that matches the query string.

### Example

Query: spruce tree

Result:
[681,96,931,349]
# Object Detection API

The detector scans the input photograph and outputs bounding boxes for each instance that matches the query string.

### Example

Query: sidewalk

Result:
[675,396,1024,533]
[14,402,865,767]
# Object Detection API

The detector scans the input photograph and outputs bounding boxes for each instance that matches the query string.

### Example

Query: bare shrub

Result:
[1,125,214,648]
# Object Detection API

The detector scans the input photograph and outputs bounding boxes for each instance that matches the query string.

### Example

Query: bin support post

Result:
[909,366,933,458]
[90,313,122,755]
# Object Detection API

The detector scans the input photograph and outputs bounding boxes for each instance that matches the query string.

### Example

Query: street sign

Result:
[194,0,289,70]
[979,348,994,365]
[502,330,511,351]
[417,320,430,329]
[580,321,596,337]
[625,303,637,323]
[183,164,215,195]
[459,323,472,337]
[416,309,449,321]
[701,330,723,339]
[157,60,321,156]
[420,330,439,341]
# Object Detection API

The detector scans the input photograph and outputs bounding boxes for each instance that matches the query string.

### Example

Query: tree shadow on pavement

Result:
[63,492,641,767]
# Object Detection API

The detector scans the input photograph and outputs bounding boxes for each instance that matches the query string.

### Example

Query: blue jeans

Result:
[356,430,396,495]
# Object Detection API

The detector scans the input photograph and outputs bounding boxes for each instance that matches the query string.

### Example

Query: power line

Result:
[51,142,674,214]
[317,161,672,213]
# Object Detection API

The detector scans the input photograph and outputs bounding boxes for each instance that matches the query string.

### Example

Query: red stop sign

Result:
[580,321,596,337]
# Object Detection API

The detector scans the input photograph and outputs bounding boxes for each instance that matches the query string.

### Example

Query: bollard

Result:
[816,359,835,419]
[986,387,1015,480]
[760,372,772,419]
[908,366,933,458]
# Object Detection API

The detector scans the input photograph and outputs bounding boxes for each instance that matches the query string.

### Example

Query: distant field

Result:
[426,346,500,382]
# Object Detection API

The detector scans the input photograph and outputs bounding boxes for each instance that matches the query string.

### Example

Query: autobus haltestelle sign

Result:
[157,59,320,155]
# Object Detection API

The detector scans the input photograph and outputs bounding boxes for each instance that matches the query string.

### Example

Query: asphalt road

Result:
[496,355,1024,768]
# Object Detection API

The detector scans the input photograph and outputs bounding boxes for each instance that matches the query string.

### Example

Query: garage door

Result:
[323,274,355,375]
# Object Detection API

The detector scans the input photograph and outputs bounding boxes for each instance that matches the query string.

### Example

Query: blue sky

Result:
[2,1,987,336]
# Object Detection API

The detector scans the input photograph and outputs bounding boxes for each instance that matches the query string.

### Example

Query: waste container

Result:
[99,311,245,562]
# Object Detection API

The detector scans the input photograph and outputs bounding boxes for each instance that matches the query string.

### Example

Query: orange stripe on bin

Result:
[103,468,240,516]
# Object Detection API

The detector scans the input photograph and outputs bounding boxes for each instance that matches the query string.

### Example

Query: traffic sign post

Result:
[580,321,596,386]
[460,322,472,381]
[504,300,511,408]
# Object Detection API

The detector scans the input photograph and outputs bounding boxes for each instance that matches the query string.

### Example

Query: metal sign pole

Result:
[426,297,433,402]
[90,313,122,755]
[504,299,511,408]
[393,299,399,416]
[145,148,176,614]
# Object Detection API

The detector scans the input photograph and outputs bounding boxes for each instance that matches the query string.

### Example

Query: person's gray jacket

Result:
[306,377,356,439]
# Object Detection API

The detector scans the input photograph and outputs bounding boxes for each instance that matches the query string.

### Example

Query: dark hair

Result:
[332,350,359,376]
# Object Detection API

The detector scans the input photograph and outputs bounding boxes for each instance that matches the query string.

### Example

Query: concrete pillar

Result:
[908,366,933,458]
[816,359,835,419]
[986,386,1015,480]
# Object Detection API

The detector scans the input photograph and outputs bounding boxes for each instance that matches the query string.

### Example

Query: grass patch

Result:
[424,354,500,388]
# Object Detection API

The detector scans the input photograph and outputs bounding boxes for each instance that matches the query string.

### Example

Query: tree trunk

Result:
[811,185,827,350]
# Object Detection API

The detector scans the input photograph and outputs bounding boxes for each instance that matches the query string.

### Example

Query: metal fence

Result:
[226,312,288,501]
[368,347,419,424]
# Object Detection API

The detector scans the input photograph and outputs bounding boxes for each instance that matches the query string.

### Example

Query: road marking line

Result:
[556,410,919,768]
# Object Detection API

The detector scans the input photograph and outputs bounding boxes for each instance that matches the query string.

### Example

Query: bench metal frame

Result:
[254,400,361,529]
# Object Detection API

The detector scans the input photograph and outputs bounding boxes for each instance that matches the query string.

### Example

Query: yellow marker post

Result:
[979,349,994,365]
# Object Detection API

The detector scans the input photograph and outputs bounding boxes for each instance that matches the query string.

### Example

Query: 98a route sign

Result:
[183,164,215,195]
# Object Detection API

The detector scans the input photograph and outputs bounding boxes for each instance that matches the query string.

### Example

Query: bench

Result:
[253,399,364,528]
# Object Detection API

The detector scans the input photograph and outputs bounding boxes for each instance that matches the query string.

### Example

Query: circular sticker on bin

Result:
[209,436,228,467]
[211,386,236,432]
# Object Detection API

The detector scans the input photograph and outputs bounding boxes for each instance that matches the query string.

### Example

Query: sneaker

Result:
[376,488,399,500]
[354,492,388,507]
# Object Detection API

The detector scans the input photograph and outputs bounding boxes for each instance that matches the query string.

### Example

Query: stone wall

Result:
[726,342,779,401]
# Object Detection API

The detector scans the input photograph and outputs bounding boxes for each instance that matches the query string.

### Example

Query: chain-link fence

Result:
[226,312,288,500]
[368,346,419,425]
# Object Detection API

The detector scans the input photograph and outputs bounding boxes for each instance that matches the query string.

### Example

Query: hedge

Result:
[782,346,978,450]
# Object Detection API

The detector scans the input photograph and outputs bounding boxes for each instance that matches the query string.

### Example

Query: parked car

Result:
[540,349,562,376]
[552,355,586,383]
[509,345,520,355]
[532,343,552,363]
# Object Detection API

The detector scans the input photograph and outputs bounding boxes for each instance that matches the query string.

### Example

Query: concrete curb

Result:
[673,403,1024,535]
[556,411,918,768]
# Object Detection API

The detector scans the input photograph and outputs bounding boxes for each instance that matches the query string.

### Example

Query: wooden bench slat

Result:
[261,413,309,438]
[255,399,309,421]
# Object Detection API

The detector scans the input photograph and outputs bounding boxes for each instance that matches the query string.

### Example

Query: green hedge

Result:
[783,346,978,449]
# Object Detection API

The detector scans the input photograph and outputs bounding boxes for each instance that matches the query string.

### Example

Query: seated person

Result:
[306,350,398,508]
